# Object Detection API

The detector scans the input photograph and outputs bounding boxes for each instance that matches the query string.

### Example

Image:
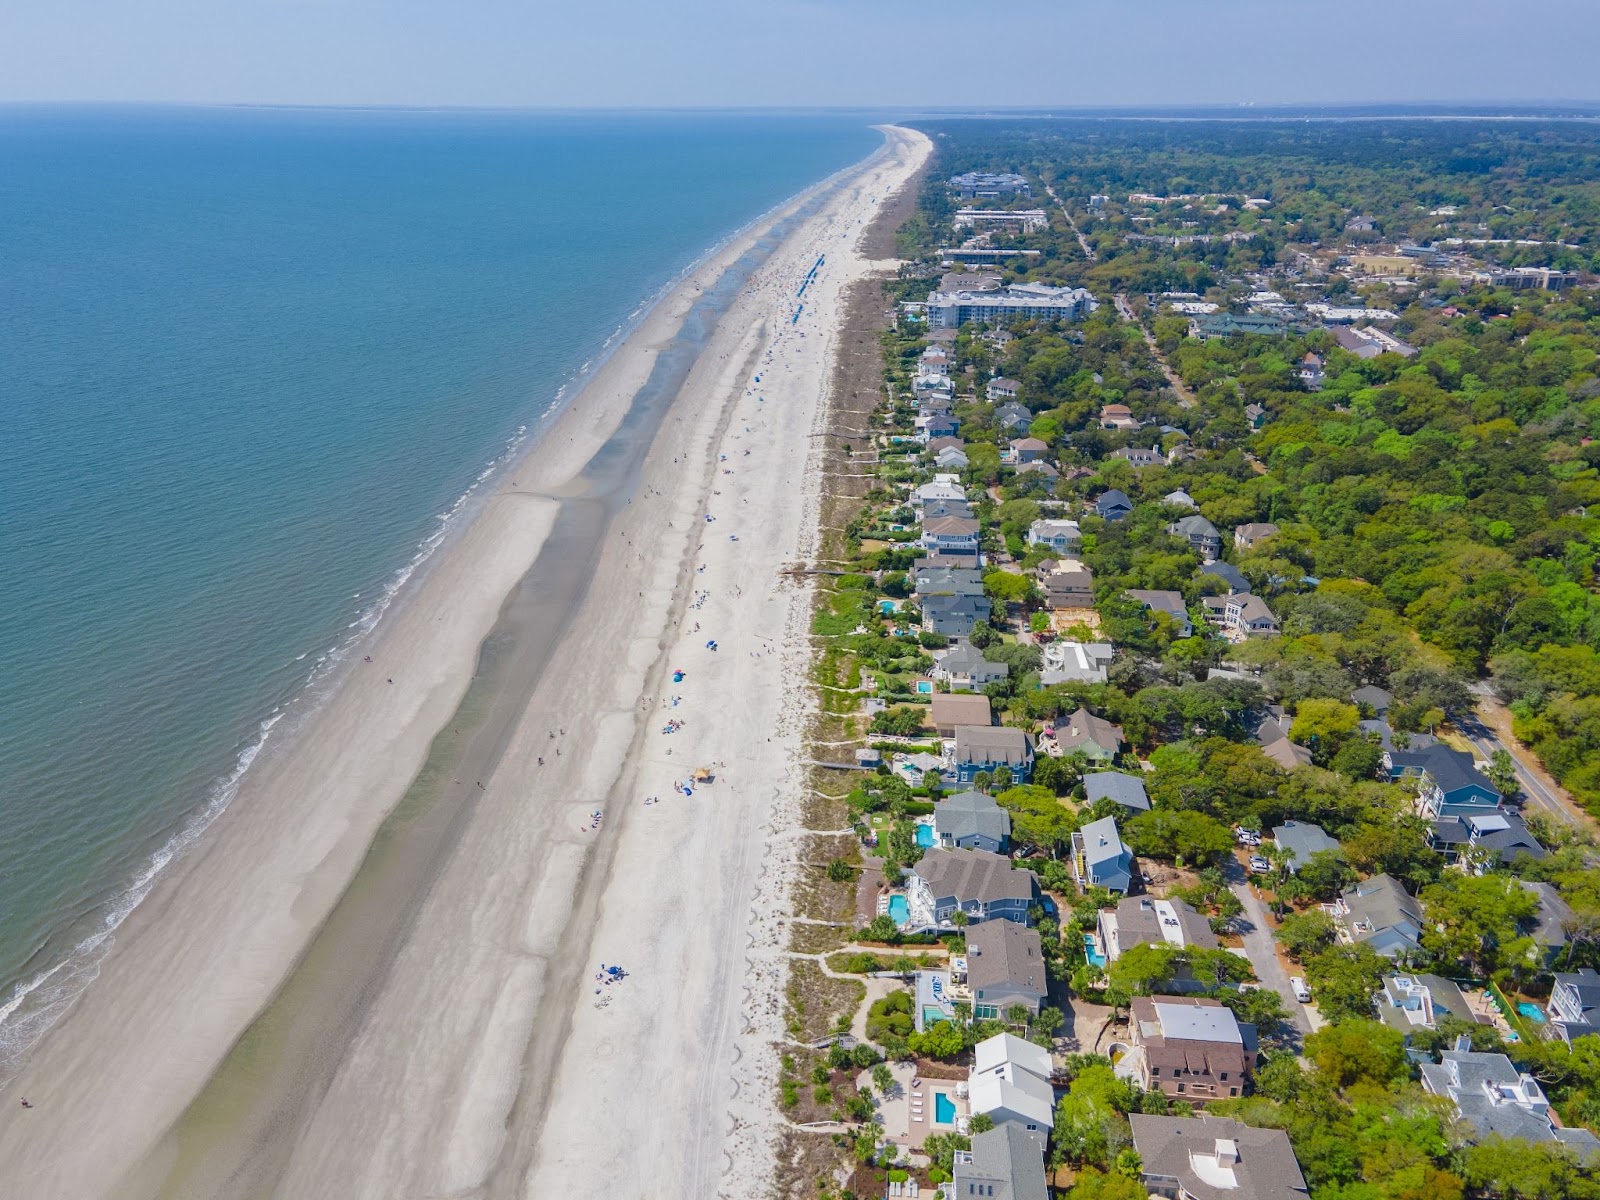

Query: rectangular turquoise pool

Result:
[915,823,935,848]
[888,894,909,926]
[935,1092,956,1123]
[1084,934,1107,968]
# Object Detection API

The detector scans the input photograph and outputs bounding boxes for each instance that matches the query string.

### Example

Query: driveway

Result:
[1222,855,1311,1045]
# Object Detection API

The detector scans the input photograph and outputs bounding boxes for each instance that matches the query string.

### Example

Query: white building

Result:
[969,1033,1055,1135]
[926,282,1097,329]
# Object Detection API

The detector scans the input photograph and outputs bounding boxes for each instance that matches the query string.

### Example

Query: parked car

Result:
[1248,855,1271,874]
[1291,977,1311,1002]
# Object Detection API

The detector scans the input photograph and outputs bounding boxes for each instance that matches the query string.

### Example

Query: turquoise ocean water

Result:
[0,106,879,1059]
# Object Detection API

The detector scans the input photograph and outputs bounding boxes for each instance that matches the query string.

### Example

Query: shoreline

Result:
[0,137,880,1066]
[0,123,929,1197]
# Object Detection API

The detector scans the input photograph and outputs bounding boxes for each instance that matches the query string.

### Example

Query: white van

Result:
[1291,977,1311,1003]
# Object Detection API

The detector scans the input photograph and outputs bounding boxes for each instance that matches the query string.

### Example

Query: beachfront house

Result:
[1072,815,1134,893]
[1130,1115,1309,1200]
[1328,874,1424,959]
[934,643,1009,690]
[906,848,1039,930]
[968,1033,1055,1135]
[952,1124,1049,1200]
[921,592,990,639]
[1083,771,1151,813]
[952,725,1034,785]
[914,563,983,598]
[920,515,982,559]
[964,918,1047,1019]
[929,693,992,738]
[1128,996,1256,1102]
[933,790,1011,853]
[912,477,966,509]
[987,377,1022,402]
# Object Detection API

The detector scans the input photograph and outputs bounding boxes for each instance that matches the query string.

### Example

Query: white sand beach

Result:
[0,124,928,1197]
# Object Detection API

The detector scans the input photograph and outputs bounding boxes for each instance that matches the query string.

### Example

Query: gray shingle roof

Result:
[1389,744,1497,801]
[914,848,1038,906]
[1271,821,1340,869]
[1126,589,1188,621]
[1057,707,1123,755]
[1109,895,1218,953]
[1200,561,1251,593]
[1130,1115,1308,1200]
[965,918,1045,995]
[935,791,1012,845]
[955,725,1033,767]
[1339,874,1423,951]
[1083,771,1151,811]
[954,1124,1048,1200]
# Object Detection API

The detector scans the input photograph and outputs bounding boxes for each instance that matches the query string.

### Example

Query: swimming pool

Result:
[935,1092,956,1124]
[1083,934,1107,968]
[915,823,935,848]
[923,1007,950,1027]
[1519,1002,1548,1024]
[888,894,909,926]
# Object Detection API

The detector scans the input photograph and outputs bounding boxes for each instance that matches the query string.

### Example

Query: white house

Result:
[1028,518,1081,554]
[969,1033,1055,1136]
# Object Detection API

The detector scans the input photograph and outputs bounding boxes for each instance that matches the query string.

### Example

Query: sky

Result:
[5,0,1600,108]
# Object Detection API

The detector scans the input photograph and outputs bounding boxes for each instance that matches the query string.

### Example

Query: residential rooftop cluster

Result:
[784,123,1600,1200]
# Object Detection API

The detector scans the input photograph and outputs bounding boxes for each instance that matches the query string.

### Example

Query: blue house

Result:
[952,725,1034,785]
[1384,744,1500,819]
[1094,489,1134,521]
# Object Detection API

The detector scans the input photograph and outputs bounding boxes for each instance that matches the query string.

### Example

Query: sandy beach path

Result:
[0,125,927,1198]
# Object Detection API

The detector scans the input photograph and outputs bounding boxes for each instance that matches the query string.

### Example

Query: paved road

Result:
[1458,688,1583,829]
[1112,292,1196,408]
[1222,855,1312,1045]
[1044,184,1096,262]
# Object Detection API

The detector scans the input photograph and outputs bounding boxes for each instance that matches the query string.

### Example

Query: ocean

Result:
[0,106,880,1061]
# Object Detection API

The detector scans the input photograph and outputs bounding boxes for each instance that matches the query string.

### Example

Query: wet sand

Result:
[0,124,928,1198]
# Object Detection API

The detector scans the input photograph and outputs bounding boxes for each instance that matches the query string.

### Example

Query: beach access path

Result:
[0,126,928,1198]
